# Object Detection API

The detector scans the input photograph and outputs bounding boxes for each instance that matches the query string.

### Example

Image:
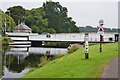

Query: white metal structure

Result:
[7,32,119,43]
[29,32,118,42]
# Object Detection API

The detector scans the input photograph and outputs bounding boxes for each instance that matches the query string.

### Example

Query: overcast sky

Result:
[0,0,119,28]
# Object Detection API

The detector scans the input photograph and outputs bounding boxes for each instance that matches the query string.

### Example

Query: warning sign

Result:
[98,26,104,32]
[97,26,104,36]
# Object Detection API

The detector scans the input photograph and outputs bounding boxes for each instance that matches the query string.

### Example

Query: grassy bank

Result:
[0,37,2,77]
[23,43,118,78]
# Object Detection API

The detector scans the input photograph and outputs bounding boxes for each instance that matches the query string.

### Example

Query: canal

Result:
[2,45,67,78]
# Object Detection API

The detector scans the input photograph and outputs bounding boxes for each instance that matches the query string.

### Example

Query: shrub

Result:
[2,37,13,46]
[39,56,48,67]
[68,45,79,53]
[54,53,64,59]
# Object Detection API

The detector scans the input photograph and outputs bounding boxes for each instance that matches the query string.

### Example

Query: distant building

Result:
[14,23,32,33]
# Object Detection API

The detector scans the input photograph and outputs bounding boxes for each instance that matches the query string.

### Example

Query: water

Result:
[2,46,67,78]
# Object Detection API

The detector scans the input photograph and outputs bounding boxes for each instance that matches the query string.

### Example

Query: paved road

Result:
[101,57,119,78]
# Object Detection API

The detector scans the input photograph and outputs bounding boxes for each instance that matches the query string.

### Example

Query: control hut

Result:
[14,23,32,33]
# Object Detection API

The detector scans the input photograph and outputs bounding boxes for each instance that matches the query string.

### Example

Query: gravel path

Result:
[101,57,119,78]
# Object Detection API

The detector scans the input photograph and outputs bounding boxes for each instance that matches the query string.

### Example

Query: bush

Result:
[68,45,79,53]
[39,56,48,67]
[2,37,13,46]
[54,53,64,59]
[44,42,70,47]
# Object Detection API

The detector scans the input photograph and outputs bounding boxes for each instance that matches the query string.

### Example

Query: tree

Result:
[46,28,56,33]
[31,25,39,33]
[79,26,118,32]
[25,8,48,33]
[6,6,26,25]
[0,9,16,33]
[43,1,79,33]
[6,6,48,33]
[6,2,80,33]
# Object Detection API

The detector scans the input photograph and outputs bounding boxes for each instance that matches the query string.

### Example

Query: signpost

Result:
[84,33,89,59]
[97,19,104,52]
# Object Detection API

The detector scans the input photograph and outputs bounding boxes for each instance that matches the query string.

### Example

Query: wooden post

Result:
[98,19,104,53]
[100,35,102,52]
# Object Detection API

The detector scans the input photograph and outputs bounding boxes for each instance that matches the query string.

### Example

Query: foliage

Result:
[0,9,16,32]
[44,42,70,48]
[0,37,2,77]
[67,44,79,53]
[6,6,48,33]
[2,37,13,46]
[54,53,64,59]
[79,25,119,32]
[2,37,13,51]
[25,8,48,33]
[6,1,80,33]
[31,25,40,33]
[23,43,118,78]
[0,54,2,77]
[6,6,26,24]
[39,56,48,67]
[43,1,79,33]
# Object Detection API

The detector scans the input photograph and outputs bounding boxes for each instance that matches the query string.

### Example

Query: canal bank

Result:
[22,43,118,78]
[0,37,2,78]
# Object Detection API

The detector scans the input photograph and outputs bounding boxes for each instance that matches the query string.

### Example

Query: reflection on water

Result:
[3,67,29,78]
[2,46,67,78]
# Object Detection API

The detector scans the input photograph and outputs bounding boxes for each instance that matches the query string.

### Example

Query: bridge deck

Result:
[7,32,119,43]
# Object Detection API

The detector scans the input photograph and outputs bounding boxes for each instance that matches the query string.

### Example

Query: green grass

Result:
[0,37,2,49]
[22,43,118,78]
[0,37,2,77]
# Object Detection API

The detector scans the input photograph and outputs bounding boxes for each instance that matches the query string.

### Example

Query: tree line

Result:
[5,1,79,33]
[1,1,119,34]
[79,25,119,32]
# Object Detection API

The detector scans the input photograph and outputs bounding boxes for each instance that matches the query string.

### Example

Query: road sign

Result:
[97,19,104,36]
[98,26,104,32]
[97,26,104,36]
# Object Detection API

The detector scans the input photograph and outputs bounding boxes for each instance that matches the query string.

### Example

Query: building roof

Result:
[14,23,31,30]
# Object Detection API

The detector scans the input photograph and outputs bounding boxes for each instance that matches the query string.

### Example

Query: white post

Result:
[84,33,89,59]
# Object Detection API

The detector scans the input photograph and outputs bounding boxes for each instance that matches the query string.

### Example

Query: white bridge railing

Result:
[7,32,118,42]
[6,32,38,36]
[29,33,116,42]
